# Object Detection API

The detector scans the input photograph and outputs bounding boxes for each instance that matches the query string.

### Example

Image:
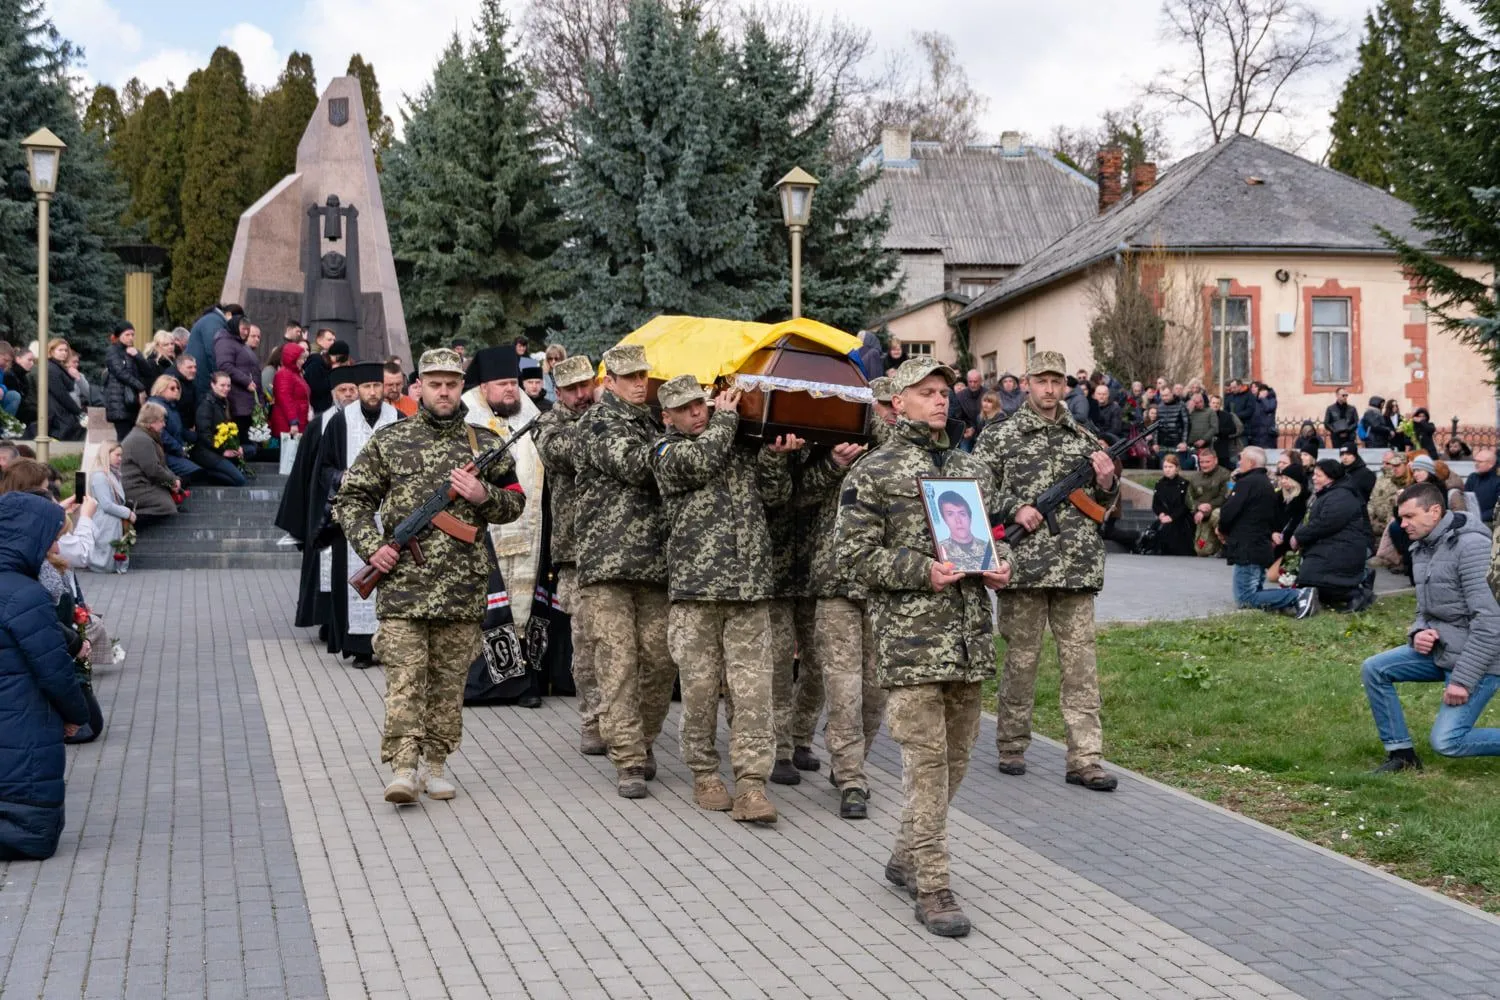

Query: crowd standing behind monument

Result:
[1,315,1497,942]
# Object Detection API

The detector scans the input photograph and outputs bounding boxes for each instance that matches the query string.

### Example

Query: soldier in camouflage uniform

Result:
[574,345,675,799]
[837,356,1013,938]
[1188,447,1232,557]
[972,350,1120,793]
[651,375,802,821]
[333,348,527,805]
[533,354,601,755]
[869,376,898,433]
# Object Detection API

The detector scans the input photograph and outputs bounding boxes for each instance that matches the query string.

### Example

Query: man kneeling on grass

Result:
[1361,481,1500,773]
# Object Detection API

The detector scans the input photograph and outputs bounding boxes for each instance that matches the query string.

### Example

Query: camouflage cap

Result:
[891,356,958,394]
[552,354,595,388]
[602,343,651,376]
[418,347,466,376]
[657,374,707,410]
[1027,350,1068,377]
[868,376,894,402]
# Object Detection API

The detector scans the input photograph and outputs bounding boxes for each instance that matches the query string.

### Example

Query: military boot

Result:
[839,787,868,820]
[996,753,1027,776]
[914,889,971,938]
[1066,764,1119,792]
[643,747,658,781]
[770,758,801,785]
[884,851,911,889]
[579,725,606,756]
[617,766,648,799]
[730,787,777,824]
[423,761,457,801]
[693,775,732,811]
[383,768,421,805]
[792,746,821,771]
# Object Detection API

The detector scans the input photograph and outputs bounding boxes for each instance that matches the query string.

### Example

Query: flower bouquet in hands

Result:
[0,408,22,439]
[214,420,252,476]
[110,522,136,573]
[248,398,272,446]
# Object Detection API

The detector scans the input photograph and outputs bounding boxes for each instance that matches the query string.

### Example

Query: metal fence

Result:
[1272,418,1499,452]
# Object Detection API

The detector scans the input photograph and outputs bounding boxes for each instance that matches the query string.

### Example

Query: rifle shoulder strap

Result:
[465,423,480,458]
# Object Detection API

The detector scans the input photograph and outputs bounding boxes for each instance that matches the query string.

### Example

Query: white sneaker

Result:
[423,762,457,800]
[383,768,420,804]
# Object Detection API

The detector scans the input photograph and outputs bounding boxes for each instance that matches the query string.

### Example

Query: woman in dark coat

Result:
[1271,463,1309,565]
[0,492,90,861]
[191,372,248,487]
[1292,420,1323,455]
[1151,453,1195,556]
[1248,383,1278,448]
[104,324,154,442]
[44,343,85,441]
[1292,460,1373,610]
[213,318,262,444]
[1409,408,1439,459]
[119,404,181,525]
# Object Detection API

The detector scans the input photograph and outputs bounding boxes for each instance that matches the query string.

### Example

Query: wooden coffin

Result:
[732,335,871,447]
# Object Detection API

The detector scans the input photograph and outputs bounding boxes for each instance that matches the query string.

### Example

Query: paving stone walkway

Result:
[2,565,1495,1000]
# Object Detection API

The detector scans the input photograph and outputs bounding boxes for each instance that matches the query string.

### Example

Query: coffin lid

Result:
[604,315,866,389]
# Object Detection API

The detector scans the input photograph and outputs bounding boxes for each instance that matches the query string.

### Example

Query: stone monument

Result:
[221,76,410,366]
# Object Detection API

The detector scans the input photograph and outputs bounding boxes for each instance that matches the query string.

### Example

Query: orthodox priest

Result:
[312,362,402,665]
[277,369,362,634]
[461,346,548,706]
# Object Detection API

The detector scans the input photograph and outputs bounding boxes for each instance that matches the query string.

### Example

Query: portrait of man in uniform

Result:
[921,479,995,573]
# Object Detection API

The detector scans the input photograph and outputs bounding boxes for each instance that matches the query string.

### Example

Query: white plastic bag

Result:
[278,433,300,475]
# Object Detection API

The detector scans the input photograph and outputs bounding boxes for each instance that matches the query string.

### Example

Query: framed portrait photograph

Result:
[919,477,997,574]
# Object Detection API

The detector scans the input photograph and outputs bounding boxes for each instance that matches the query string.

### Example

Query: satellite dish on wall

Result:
[1274,268,1291,283]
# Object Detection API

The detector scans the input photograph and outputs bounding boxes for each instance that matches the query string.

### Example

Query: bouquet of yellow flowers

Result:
[214,421,250,474]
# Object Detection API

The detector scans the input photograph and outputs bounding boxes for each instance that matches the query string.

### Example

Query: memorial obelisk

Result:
[220,76,410,366]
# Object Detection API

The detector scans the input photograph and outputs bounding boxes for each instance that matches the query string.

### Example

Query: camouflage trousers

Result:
[886,681,982,893]
[669,600,774,788]
[555,566,599,732]
[1194,508,1223,557]
[815,597,885,791]
[373,618,480,771]
[769,597,823,758]
[583,582,675,770]
[996,589,1102,770]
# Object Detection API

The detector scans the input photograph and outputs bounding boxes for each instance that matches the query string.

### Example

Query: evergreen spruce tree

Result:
[384,0,569,351]
[167,46,255,323]
[346,54,394,170]
[1327,0,1442,196]
[0,0,128,366]
[252,52,317,197]
[1383,1,1500,379]
[82,84,124,144]
[555,0,772,356]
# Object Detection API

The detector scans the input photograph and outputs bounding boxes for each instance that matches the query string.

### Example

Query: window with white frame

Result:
[905,342,934,357]
[1209,296,1252,383]
[1023,338,1036,369]
[1310,297,1352,385]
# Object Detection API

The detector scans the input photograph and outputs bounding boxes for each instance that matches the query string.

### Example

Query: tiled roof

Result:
[956,133,1430,321]
[858,142,1098,267]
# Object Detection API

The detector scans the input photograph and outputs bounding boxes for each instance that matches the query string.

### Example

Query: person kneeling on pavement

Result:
[1218,447,1319,618]
[1290,459,1374,612]
[1361,482,1500,772]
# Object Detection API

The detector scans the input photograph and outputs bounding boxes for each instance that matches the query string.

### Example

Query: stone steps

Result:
[129,466,301,570]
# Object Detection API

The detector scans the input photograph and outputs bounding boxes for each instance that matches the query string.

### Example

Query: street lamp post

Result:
[775,167,819,319]
[1216,277,1232,402]
[22,127,66,463]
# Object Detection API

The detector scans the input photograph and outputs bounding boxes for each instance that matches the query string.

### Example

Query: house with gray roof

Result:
[856,126,1097,369]
[959,133,1494,428]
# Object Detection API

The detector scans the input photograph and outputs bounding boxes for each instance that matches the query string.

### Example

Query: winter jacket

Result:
[43,359,85,441]
[169,370,199,435]
[1293,477,1369,589]
[1367,474,1408,540]
[1273,488,1308,560]
[1213,409,1242,466]
[86,471,131,573]
[1247,391,1278,448]
[1064,386,1092,428]
[1293,426,1324,454]
[192,393,236,469]
[1343,454,1377,503]
[1218,467,1278,568]
[1410,512,1500,691]
[1188,465,1232,511]
[119,427,178,518]
[1324,402,1358,447]
[950,387,983,435]
[996,378,1024,417]
[1226,388,1258,428]
[4,364,35,424]
[1151,475,1194,556]
[574,390,669,587]
[1154,398,1188,450]
[0,493,90,861]
[270,344,311,436]
[1186,407,1217,451]
[1463,468,1499,524]
[1359,402,1391,448]
[1089,398,1124,445]
[103,343,152,424]
[213,329,261,420]
[186,308,226,394]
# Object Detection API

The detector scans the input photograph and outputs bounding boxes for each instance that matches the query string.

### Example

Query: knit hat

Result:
[1340,441,1360,457]
[1278,463,1308,489]
[1411,454,1437,477]
[1315,458,1346,482]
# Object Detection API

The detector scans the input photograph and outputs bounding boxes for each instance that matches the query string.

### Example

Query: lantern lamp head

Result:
[776,166,819,229]
[21,127,66,196]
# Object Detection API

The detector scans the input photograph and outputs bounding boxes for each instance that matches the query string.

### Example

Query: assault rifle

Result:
[1002,421,1157,545]
[350,419,537,599]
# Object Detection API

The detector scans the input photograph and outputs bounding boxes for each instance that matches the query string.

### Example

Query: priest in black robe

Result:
[313,362,402,666]
[277,369,362,633]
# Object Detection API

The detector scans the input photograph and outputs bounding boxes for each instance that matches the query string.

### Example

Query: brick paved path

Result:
[3,568,1497,1000]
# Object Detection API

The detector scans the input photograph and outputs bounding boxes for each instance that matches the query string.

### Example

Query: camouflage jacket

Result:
[767,449,851,598]
[533,401,590,565]
[574,390,667,587]
[1367,473,1406,538]
[973,400,1115,591]
[836,419,1009,688]
[1188,466,1232,510]
[651,410,791,602]
[333,404,526,621]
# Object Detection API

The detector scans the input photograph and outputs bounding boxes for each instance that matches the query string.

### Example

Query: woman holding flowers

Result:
[86,445,135,573]
[190,371,248,487]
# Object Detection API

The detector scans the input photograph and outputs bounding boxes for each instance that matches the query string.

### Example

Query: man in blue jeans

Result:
[1219,446,1319,619]
[1362,481,1500,772]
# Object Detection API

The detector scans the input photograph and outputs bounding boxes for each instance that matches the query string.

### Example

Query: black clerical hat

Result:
[519,357,542,380]
[463,346,519,390]
[346,362,385,386]
[331,366,361,387]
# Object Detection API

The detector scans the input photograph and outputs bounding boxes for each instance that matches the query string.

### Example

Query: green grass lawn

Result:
[49,453,83,498]
[985,594,1500,912]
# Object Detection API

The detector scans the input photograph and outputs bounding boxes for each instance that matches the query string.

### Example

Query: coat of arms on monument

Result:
[329,97,349,127]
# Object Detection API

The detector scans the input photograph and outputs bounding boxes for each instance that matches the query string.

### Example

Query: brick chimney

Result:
[882,125,913,163]
[1097,146,1123,214]
[1000,130,1023,156]
[1131,162,1158,198]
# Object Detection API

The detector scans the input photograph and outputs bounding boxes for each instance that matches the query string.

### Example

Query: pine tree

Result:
[555,0,773,357]
[1383,2,1500,379]
[252,51,318,196]
[384,1,570,352]
[114,87,184,252]
[346,54,394,170]
[82,84,124,144]
[0,0,128,367]
[167,46,255,323]
[1327,0,1442,196]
